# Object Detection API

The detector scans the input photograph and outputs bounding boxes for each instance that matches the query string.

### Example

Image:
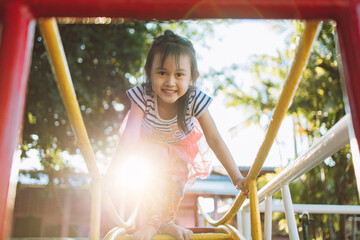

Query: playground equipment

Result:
[1,1,360,240]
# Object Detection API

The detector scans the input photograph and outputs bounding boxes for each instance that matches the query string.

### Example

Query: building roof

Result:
[187,165,276,196]
[187,174,237,196]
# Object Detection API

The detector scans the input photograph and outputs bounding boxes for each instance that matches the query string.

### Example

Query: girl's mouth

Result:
[162,89,176,95]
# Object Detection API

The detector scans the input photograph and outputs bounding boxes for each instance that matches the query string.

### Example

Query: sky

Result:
[20,20,300,174]
[190,20,297,168]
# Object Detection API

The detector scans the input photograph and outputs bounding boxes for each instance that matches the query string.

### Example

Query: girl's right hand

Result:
[234,177,249,196]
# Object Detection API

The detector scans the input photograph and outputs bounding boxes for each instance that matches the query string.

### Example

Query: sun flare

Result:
[117,156,154,191]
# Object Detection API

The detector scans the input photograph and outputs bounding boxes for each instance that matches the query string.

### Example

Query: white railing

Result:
[237,115,356,240]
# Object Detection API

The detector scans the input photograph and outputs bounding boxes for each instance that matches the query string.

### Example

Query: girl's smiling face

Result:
[150,53,193,107]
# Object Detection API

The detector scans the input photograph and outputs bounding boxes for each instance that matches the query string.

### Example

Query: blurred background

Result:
[14,19,358,239]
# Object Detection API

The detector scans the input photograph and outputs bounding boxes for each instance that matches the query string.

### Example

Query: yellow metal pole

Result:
[103,191,141,228]
[114,234,233,240]
[39,17,140,233]
[38,18,100,181]
[217,224,247,240]
[39,18,101,240]
[246,20,320,181]
[103,227,127,240]
[196,20,320,227]
[198,194,247,226]
[249,180,262,240]
[90,180,102,240]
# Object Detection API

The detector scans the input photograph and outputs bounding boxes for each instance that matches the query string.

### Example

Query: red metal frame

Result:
[0,0,352,20]
[1,0,360,239]
[337,7,360,150]
[0,2,35,239]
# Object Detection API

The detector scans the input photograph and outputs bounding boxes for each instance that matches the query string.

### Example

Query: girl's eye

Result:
[159,71,166,76]
[176,73,184,77]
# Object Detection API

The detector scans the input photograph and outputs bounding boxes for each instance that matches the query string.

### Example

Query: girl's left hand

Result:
[234,177,249,196]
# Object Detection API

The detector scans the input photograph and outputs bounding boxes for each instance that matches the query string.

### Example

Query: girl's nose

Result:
[166,75,176,86]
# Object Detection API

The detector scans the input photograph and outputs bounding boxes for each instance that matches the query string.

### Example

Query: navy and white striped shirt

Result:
[126,84,212,144]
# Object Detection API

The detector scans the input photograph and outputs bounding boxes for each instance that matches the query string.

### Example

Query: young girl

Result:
[106,30,248,240]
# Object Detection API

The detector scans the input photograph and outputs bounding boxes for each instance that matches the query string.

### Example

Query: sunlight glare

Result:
[117,156,154,191]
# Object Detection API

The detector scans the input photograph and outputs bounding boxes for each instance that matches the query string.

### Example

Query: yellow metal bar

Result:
[39,17,139,232]
[246,20,321,181]
[103,190,141,228]
[114,234,233,240]
[39,17,140,230]
[103,227,127,240]
[38,18,101,181]
[105,226,242,240]
[90,180,102,240]
[198,194,247,226]
[249,180,262,240]
[39,17,103,240]
[217,224,247,240]
[214,227,228,234]
[197,20,320,227]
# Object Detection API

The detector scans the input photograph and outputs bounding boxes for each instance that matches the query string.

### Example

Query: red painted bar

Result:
[0,0,359,239]
[336,4,360,195]
[0,0,352,20]
[337,5,360,138]
[0,2,35,239]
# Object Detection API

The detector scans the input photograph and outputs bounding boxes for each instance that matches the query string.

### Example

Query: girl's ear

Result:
[190,71,199,85]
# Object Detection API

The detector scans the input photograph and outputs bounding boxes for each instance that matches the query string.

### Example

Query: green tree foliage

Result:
[21,21,197,183]
[21,20,215,185]
[214,21,358,239]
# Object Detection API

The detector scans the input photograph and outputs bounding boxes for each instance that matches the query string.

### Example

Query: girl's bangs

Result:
[158,45,187,70]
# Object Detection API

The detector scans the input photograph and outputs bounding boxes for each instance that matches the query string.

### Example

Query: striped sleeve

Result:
[126,84,147,112]
[191,87,213,118]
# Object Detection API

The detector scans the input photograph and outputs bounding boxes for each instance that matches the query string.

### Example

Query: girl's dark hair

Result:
[144,30,198,134]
